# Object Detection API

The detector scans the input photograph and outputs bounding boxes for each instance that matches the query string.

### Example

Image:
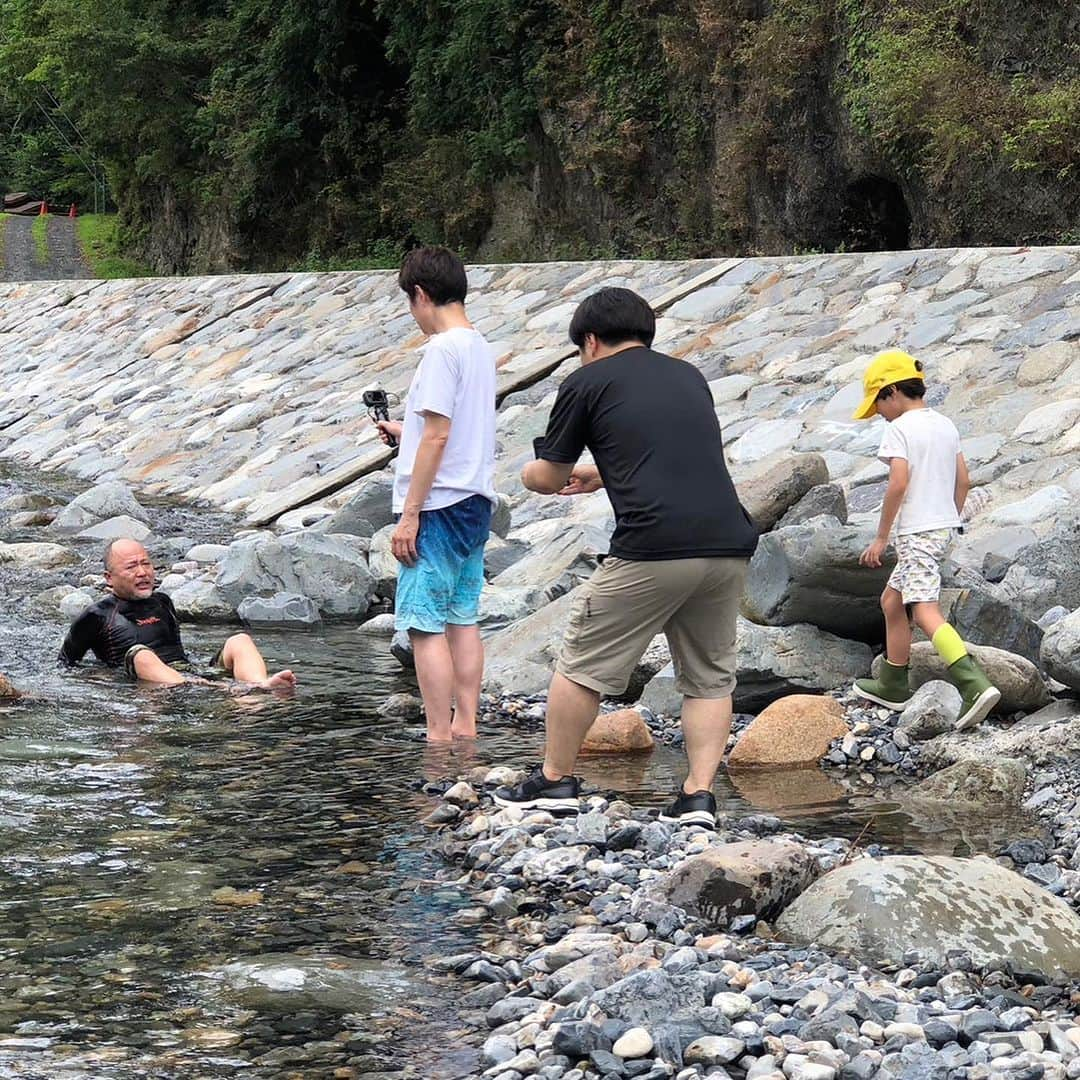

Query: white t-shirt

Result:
[877,407,962,536]
[392,326,497,513]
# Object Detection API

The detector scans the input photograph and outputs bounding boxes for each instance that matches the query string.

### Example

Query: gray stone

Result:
[743,522,893,642]
[185,543,230,564]
[323,473,395,537]
[654,840,820,927]
[76,514,152,543]
[740,454,829,533]
[897,681,962,741]
[1040,608,1080,691]
[52,481,147,532]
[167,578,237,623]
[216,532,375,618]
[873,643,1049,715]
[777,483,848,529]
[367,524,399,601]
[238,592,321,628]
[683,1035,745,1067]
[588,970,707,1027]
[777,854,1080,975]
[0,541,78,569]
[909,758,1029,807]
[482,590,580,695]
[357,613,395,635]
[940,582,1044,665]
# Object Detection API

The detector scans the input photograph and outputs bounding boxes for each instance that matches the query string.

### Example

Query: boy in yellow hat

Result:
[850,350,1000,730]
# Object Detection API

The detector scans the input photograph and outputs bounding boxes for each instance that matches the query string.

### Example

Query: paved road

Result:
[1,214,93,281]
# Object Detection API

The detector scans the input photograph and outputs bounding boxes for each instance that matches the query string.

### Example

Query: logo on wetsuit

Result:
[135,616,162,626]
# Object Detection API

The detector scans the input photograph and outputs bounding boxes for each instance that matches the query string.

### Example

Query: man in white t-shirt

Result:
[375,247,496,742]
[850,350,1000,731]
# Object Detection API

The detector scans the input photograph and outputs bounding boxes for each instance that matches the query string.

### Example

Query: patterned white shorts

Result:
[887,529,955,604]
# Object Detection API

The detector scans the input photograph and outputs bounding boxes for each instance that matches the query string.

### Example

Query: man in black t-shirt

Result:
[494,288,758,828]
[60,538,297,690]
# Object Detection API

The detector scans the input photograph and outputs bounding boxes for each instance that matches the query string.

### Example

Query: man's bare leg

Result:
[219,633,296,689]
[446,623,483,738]
[410,630,454,742]
[132,649,186,686]
[542,672,601,779]
[680,695,733,793]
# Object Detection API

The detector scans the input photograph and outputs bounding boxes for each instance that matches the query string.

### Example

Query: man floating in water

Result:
[59,538,297,690]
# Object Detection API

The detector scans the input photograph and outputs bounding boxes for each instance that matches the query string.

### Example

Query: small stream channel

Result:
[0,462,1042,1078]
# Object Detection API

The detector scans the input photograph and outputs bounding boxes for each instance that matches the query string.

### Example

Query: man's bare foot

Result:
[259,670,297,690]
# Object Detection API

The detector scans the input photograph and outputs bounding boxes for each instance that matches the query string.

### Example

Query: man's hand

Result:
[559,464,603,496]
[376,420,403,446]
[859,538,888,568]
[392,511,420,566]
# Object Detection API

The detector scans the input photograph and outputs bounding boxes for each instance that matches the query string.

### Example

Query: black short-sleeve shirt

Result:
[538,346,758,561]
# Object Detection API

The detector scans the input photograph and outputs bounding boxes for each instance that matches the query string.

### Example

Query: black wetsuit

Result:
[59,592,188,669]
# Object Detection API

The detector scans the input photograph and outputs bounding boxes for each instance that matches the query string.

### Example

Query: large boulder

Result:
[581,710,654,754]
[490,520,606,596]
[728,694,847,769]
[872,643,1050,714]
[77,515,152,544]
[739,454,829,533]
[1008,519,1080,613]
[939,581,1043,665]
[238,592,321,628]
[776,482,848,529]
[51,481,147,532]
[909,759,1029,807]
[0,541,78,569]
[743,522,893,642]
[323,473,395,538]
[216,532,375,619]
[654,840,820,927]
[777,855,1080,976]
[1040,608,1080,691]
[482,590,580,695]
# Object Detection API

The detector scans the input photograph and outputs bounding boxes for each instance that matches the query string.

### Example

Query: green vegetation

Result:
[75,214,154,278]
[30,213,47,263]
[0,0,1077,272]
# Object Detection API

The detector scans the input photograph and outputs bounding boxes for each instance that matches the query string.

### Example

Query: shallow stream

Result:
[0,463,1040,1078]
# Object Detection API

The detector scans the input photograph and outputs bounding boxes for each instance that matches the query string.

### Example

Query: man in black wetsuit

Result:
[60,538,297,689]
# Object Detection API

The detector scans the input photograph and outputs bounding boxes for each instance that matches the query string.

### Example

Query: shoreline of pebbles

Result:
[417,692,1080,1080]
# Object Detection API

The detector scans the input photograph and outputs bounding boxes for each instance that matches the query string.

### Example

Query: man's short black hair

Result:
[569,287,656,349]
[398,246,468,305]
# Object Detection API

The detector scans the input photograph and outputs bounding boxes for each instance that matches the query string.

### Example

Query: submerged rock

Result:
[0,675,19,699]
[909,758,1029,807]
[581,709,654,754]
[238,592,321,627]
[777,855,1080,975]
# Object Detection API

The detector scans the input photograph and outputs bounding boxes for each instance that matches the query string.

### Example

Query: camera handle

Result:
[370,402,397,448]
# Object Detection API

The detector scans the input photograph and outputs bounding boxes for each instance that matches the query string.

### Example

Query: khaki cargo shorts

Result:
[557,555,749,698]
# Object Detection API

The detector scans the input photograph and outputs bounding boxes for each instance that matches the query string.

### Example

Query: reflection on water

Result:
[0,463,1045,1076]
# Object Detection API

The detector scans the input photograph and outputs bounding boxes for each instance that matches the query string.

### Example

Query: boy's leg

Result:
[883,586,913,666]
[853,548,916,708]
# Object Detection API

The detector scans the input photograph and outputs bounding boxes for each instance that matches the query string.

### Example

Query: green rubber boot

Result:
[852,660,912,710]
[948,654,1001,731]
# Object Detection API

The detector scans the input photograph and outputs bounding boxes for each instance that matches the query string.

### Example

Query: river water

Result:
[0,463,1039,1078]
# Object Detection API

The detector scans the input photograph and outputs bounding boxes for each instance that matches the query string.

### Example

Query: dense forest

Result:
[1,0,1078,274]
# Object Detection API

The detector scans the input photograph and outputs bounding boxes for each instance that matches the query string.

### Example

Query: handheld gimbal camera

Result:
[363,389,398,448]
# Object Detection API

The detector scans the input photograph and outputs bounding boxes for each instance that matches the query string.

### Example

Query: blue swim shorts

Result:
[395,494,492,634]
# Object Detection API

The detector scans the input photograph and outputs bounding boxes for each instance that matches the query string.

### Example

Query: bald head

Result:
[103,539,156,600]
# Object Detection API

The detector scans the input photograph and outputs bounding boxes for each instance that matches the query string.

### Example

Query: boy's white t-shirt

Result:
[877,407,962,536]
[392,326,497,513]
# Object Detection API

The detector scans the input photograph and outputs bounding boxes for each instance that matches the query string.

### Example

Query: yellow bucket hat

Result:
[852,350,924,420]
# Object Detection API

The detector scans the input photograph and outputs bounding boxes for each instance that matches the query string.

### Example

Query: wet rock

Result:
[897,681,961,740]
[0,675,20,699]
[51,481,147,532]
[1040,608,1080,691]
[909,759,1029,807]
[35,585,95,620]
[377,693,422,719]
[728,695,847,769]
[357,613,395,635]
[238,592,321,628]
[589,970,707,1027]
[76,515,152,543]
[390,630,414,670]
[655,840,820,926]
[0,541,78,569]
[777,855,1080,975]
[741,454,829,532]
[874,643,1049,714]
[743,522,894,642]
[581,709,655,754]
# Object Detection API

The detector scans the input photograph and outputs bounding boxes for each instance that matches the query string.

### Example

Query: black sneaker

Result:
[659,788,717,829]
[492,765,580,814]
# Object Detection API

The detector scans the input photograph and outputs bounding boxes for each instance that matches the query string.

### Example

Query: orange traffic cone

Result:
[38,201,47,216]
[68,204,77,218]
